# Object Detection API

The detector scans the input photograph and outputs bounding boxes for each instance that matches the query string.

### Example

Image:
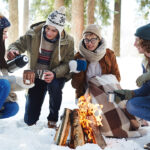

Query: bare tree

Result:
[112,0,121,56]
[71,0,84,50]
[8,0,19,44]
[87,0,95,24]
[54,0,64,10]
[23,0,29,34]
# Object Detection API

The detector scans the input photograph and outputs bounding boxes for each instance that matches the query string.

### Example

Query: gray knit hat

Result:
[135,23,150,40]
[83,24,101,40]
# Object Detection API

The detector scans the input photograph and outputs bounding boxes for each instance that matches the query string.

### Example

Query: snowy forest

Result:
[0,0,150,150]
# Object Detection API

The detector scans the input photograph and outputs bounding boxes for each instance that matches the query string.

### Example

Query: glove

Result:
[136,72,150,87]
[69,60,87,73]
[114,89,134,102]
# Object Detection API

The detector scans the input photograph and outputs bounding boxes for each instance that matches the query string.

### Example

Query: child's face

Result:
[134,37,145,54]
[45,25,59,40]
[144,51,150,58]
[134,37,150,58]
[84,34,100,51]
[3,27,9,40]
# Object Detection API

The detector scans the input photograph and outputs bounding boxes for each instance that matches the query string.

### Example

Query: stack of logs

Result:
[54,108,107,149]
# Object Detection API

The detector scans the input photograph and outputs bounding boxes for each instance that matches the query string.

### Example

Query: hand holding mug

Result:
[23,70,35,85]
[43,71,54,83]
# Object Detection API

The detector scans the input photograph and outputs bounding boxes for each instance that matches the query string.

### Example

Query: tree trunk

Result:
[54,0,64,10]
[87,0,95,24]
[8,0,19,44]
[71,0,84,50]
[23,0,29,34]
[112,0,121,56]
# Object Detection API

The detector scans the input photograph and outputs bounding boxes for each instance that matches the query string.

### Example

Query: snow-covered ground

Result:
[0,56,150,150]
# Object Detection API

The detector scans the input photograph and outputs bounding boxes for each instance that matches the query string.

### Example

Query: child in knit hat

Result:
[114,23,150,149]
[7,7,74,128]
[70,24,120,100]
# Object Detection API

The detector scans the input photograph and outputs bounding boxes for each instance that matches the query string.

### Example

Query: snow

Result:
[1,56,150,150]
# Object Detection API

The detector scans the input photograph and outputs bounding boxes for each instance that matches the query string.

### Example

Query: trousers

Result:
[126,81,150,121]
[24,78,66,125]
[0,79,19,119]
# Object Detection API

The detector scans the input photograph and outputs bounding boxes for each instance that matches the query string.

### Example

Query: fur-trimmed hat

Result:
[135,23,150,40]
[83,24,101,40]
[0,13,11,29]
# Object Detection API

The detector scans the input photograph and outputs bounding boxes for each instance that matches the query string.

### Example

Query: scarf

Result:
[142,56,150,72]
[79,38,106,62]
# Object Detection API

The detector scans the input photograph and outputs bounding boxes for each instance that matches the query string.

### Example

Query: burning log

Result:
[70,109,85,148]
[54,95,107,149]
[87,116,107,149]
[54,108,72,146]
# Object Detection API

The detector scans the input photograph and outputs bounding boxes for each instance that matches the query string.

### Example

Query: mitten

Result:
[69,60,87,73]
[15,76,35,91]
[136,71,150,87]
[114,89,134,101]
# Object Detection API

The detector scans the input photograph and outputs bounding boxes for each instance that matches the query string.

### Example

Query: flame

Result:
[78,95,103,143]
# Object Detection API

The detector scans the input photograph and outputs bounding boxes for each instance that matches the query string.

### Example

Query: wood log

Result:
[70,109,85,148]
[54,108,72,146]
[88,116,107,149]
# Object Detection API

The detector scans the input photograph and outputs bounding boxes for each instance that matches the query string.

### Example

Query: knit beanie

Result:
[39,6,66,61]
[0,13,11,29]
[83,24,101,40]
[45,6,66,34]
[135,23,150,40]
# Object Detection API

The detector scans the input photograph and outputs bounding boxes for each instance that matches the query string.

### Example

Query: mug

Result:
[107,92,115,103]
[37,69,49,80]
[23,70,35,85]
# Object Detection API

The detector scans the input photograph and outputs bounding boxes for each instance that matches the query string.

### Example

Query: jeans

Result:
[0,79,19,119]
[0,101,19,119]
[24,78,66,125]
[126,95,150,121]
[126,82,150,121]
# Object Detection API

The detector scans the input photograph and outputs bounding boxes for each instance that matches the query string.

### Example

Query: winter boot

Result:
[144,143,150,149]
[48,121,57,129]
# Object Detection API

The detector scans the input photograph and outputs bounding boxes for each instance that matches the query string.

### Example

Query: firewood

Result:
[54,108,72,146]
[88,116,107,149]
[70,109,85,148]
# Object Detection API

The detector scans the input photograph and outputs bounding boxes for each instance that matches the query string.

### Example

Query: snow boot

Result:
[144,143,150,149]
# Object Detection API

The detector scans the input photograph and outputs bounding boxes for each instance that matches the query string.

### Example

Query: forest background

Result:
[0,0,150,57]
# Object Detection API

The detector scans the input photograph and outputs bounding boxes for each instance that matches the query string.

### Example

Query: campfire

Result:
[54,95,106,149]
